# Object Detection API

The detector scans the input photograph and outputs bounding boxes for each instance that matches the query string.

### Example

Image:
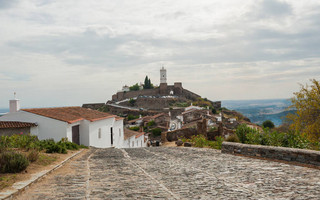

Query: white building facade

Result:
[0,103,147,148]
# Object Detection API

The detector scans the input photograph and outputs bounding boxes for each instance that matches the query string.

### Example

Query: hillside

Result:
[222,99,292,126]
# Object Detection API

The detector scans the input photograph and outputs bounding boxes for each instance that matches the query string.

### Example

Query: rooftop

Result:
[124,128,144,140]
[22,107,116,124]
[0,121,37,129]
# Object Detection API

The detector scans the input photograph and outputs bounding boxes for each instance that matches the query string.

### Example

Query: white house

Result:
[123,128,147,148]
[0,97,146,148]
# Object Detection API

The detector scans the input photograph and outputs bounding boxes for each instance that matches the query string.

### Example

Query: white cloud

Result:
[0,0,320,108]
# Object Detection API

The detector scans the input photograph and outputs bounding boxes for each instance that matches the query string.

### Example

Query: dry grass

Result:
[0,174,17,190]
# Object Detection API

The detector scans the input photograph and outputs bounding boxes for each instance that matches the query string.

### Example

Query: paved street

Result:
[16,147,320,199]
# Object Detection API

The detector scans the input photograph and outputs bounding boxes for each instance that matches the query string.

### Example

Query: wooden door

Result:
[72,125,80,145]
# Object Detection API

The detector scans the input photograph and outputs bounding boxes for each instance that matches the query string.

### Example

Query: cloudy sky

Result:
[0,0,319,108]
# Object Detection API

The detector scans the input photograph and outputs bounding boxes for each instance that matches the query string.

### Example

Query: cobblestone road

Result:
[16,147,320,200]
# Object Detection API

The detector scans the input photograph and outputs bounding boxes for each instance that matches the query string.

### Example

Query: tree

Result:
[262,120,275,129]
[129,83,140,91]
[287,79,320,142]
[143,76,154,89]
[144,76,149,89]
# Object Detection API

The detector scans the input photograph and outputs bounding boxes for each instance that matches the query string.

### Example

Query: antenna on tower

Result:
[14,92,17,99]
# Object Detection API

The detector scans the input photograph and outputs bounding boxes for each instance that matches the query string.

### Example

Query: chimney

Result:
[9,92,20,113]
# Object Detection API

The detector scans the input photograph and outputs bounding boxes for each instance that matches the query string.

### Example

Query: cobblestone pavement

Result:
[16,147,320,200]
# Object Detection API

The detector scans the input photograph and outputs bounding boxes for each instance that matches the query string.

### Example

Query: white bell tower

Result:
[160,66,167,84]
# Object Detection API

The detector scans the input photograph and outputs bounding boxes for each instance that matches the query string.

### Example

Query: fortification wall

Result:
[112,88,160,101]
[82,103,105,110]
[134,98,177,110]
[182,89,201,101]
[105,104,159,116]
[222,142,320,167]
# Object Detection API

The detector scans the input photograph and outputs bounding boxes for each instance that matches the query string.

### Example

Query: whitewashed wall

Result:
[80,120,90,146]
[113,119,124,148]
[88,117,114,148]
[0,111,68,141]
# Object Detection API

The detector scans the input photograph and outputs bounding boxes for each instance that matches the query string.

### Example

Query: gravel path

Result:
[16,147,320,200]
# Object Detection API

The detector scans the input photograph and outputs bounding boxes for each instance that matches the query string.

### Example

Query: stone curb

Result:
[0,149,84,200]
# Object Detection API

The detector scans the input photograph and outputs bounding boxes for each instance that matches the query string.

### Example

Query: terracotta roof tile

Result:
[22,107,116,124]
[0,121,37,129]
[124,128,144,140]
[115,116,124,121]
[135,132,145,138]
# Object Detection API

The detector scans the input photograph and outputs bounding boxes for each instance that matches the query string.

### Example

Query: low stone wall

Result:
[221,142,320,167]
[165,128,198,142]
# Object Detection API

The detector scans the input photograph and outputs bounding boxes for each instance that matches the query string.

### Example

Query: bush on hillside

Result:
[27,149,39,162]
[226,134,240,143]
[0,151,29,173]
[262,120,275,129]
[234,124,312,149]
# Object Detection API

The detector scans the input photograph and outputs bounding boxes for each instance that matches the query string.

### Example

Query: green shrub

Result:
[151,128,162,137]
[214,136,223,149]
[129,83,140,91]
[128,114,139,121]
[147,120,156,127]
[281,131,310,149]
[79,144,89,149]
[246,131,261,145]
[226,134,240,143]
[129,126,140,131]
[58,139,79,150]
[236,124,247,143]
[27,149,39,162]
[45,143,67,154]
[191,135,207,148]
[262,120,275,129]
[0,151,29,173]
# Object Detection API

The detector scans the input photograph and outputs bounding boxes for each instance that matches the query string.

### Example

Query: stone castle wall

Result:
[112,82,201,102]
[182,89,201,101]
[112,88,160,101]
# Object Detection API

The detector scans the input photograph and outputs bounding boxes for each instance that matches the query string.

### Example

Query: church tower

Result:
[160,66,168,95]
[160,66,167,84]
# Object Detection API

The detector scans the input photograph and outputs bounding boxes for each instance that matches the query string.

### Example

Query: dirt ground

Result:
[161,141,178,147]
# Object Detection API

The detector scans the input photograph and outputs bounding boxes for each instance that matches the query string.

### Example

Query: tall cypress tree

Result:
[144,76,149,89]
[148,78,151,89]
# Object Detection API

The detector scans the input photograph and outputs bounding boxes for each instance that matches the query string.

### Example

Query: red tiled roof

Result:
[115,116,124,121]
[22,107,116,124]
[0,121,37,129]
[124,128,144,140]
[135,132,145,138]
[150,113,165,119]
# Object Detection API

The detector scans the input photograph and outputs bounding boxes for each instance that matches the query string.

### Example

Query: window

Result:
[98,128,101,139]
[141,140,142,147]
[119,128,121,137]
[137,141,138,146]
[132,141,134,147]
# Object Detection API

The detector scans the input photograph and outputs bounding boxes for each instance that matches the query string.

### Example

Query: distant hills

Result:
[222,99,293,126]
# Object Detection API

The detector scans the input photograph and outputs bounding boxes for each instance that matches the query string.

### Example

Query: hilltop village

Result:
[0,67,257,148]
[83,67,256,145]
